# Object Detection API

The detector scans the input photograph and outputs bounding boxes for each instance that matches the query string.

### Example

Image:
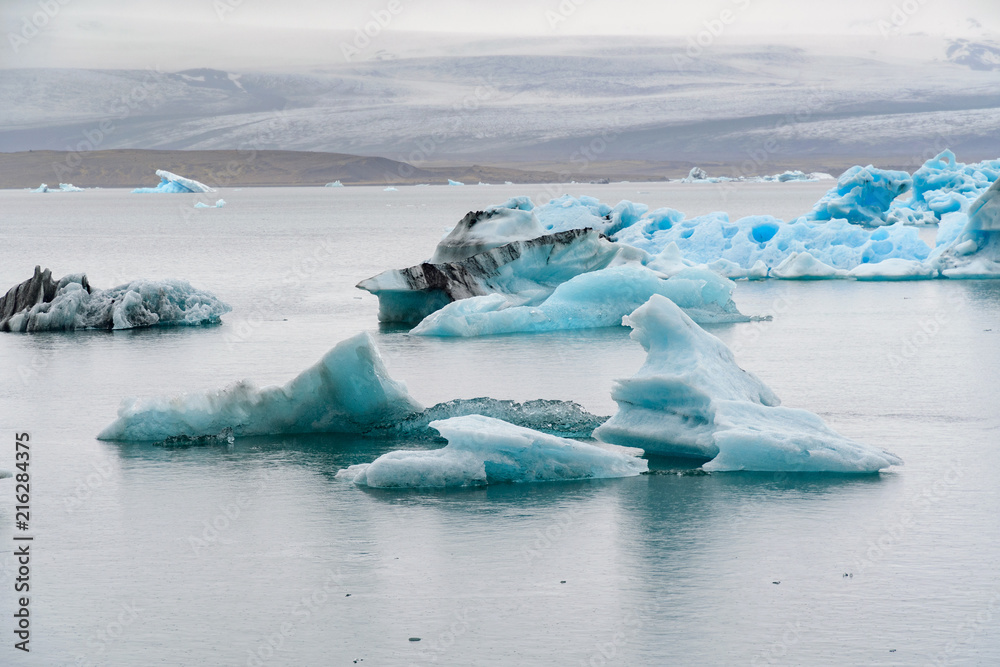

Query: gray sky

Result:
[2,0,997,69]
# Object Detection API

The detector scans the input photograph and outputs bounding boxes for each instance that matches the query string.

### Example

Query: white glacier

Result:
[594,295,902,473]
[132,169,216,194]
[98,333,423,441]
[411,264,752,336]
[336,415,647,488]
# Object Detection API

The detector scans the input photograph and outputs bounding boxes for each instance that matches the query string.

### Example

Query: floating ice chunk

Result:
[358,228,645,323]
[0,266,231,332]
[448,179,465,186]
[687,167,708,181]
[594,295,902,472]
[933,176,1000,278]
[30,183,49,192]
[132,169,215,194]
[325,180,344,187]
[98,333,422,441]
[430,207,546,263]
[59,183,85,191]
[771,252,848,280]
[848,258,936,280]
[384,186,398,191]
[803,165,912,226]
[0,469,11,479]
[411,264,751,336]
[194,199,226,208]
[338,415,647,488]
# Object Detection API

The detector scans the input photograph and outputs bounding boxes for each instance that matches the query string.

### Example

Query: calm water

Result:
[0,183,998,666]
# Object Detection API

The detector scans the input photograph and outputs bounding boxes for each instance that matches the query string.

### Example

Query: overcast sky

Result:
[1,0,997,69]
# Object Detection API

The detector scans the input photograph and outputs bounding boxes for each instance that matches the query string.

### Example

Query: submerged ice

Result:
[337,415,647,488]
[594,296,902,472]
[0,266,231,332]
[133,169,216,194]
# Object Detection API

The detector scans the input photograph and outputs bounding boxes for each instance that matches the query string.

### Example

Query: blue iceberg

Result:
[98,333,423,441]
[411,264,752,336]
[594,295,902,472]
[194,199,226,208]
[133,169,216,194]
[337,414,647,488]
[800,165,912,227]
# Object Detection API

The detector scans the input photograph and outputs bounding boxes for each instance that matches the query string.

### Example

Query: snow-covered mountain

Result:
[2,34,998,167]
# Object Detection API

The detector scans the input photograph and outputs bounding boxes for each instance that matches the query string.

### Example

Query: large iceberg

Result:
[0,266,231,332]
[337,415,647,488]
[411,264,752,336]
[358,208,646,323]
[132,169,216,194]
[890,150,1000,225]
[98,333,423,441]
[594,295,902,472]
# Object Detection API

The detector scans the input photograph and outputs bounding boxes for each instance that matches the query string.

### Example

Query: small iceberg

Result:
[98,333,422,441]
[594,295,902,473]
[133,169,216,194]
[194,199,226,208]
[336,414,647,488]
[384,186,398,192]
[448,179,465,186]
[30,183,49,193]
[0,266,231,333]
[325,181,344,187]
[59,183,85,192]
[0,469,11,479]
[931,175,1000,278]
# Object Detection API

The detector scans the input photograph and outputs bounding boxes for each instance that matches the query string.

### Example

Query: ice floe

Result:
[594,295,902,472]
[0,266,231,333]
[337,415,647,488]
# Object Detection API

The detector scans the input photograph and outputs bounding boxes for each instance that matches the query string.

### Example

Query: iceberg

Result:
[337,415,647,488]
[357,224,645,323]
[59,183,84,192]
[894,150,1000,224]
[771,252,847,280]
[448,179,465,186]
[98,333,423,441]
[848,258,936,280]
[325,180,344,187]
[931,175,1000,278]
[194,199,226,208]
[800,166,912,226]
[0,469,11,479]
[132,169,216,194]
[0,266,231,333]
[30,183,49,192]
[384,186,398,191]
[411,264,752,336]
[594,295,902,472]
